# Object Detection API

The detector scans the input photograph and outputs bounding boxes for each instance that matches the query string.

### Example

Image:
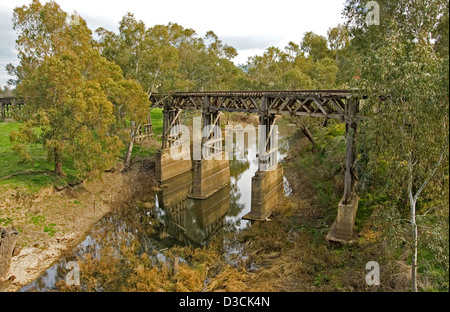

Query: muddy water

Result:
[20,123,295,292]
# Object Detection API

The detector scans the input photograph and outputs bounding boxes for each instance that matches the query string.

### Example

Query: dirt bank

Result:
[0,159,155,292]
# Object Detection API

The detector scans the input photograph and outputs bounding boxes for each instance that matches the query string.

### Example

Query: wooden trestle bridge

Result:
[0,97,24,120]
[2,90,361,242]
[151,90,360,242]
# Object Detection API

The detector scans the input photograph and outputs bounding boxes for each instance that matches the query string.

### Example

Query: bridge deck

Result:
[150,90,356,119]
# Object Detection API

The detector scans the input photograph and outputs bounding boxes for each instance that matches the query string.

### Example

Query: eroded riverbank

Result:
[1,160,156,292]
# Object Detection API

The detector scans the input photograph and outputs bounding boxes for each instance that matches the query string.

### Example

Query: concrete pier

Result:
[190,154,230,199]
[243,163,284,221]
[193,184,230,228]
[326,193,359,243]
[155,148,192,182]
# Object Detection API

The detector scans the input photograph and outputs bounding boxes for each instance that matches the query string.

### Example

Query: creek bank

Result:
[0,159,155,292]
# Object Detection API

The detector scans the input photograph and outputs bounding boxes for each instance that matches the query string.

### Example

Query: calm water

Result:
[21,123,295,292]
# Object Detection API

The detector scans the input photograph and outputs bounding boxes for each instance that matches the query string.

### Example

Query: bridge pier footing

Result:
[190,154,230,199]
[243,163,284,221]
[155,148,192,182]
[326,193,359,243]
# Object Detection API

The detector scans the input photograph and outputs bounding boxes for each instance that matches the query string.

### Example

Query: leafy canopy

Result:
[8,0,149,176]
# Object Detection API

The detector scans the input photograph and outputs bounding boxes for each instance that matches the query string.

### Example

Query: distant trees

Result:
[5,1,348,179]
[8,0,149,176]
[243,32,339,90]
[96,13,244,94]
[96,13,345,93]
[0,86,14,97]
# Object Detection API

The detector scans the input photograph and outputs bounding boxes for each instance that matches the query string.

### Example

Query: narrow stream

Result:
[21,123,295,292]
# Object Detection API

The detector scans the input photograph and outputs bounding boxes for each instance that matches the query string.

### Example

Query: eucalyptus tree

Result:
[246,32,338,90]
[96,14,242,94]
[8,0,149,176]
[344,0,449,291]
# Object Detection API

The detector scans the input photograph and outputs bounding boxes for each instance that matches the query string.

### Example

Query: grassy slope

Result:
[129,108,163,158]
[150,108,163,137]
[0,122,65,192]
[237,120,447,292]
[0,109,164,192]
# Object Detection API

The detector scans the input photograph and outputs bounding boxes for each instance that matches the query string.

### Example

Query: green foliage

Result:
[150,108,163,137]
[285,120,346,211]
[7,0,150,177]
[345,0,449,291]
[301,32,333,61]
[96,14,243,93]
[43,223,57,236]
[0,217,13,226]
[0,121,81,191]
[30,215,45,226]
[245,35,338,90]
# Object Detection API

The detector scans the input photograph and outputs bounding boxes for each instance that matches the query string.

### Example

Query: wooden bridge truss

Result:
[150,90,359,203]
[0,97,24,120]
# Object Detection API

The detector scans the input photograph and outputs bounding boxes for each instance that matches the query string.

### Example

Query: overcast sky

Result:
[0,0,346,87]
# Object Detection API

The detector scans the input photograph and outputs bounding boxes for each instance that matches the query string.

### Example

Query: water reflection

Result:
[20,123,296,292]
[154,171,230,247]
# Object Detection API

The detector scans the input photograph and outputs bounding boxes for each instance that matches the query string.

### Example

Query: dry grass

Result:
[2,158,156,291]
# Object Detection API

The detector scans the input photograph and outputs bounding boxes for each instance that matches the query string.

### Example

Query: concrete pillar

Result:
[326,193,359,243]
[335,193,359,240]
[189,184,230,245]
[155,148,192,182]
[243,163,284,221]
[191,153,230,199]
[258,114,278,172]
[191,106,229,199]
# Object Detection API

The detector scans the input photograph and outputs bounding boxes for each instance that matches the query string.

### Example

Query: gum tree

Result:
[344,0,449,291]
[8,0,149,176]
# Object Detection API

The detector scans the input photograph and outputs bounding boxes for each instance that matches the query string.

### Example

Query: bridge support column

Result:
[191,97,230,198]
[327,99,359,242]
[244,163,284,221]
[245,103,284,220]
[191,184,230,246]
[191,156,230,199]
[155,101,192,182]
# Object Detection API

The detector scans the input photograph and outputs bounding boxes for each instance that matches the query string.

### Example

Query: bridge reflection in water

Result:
[154,170,231,247]
[152,124,296,247]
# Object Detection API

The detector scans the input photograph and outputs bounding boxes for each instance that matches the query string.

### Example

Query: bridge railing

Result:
[0,97,25,121]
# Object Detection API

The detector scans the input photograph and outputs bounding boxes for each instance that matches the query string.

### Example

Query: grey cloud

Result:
[0,7,18,86]
[78,11,119,34]
[220,35,284,50]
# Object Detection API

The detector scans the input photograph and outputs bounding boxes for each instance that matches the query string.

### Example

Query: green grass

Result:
[1,110,164,192]
[150,108,163,138]
[122,108,163,159]
[0,121,80,192]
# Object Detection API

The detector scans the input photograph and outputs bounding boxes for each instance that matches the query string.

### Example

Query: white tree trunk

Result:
[410,198,418,292]
[406,141,447,292]
[125,121,137,167]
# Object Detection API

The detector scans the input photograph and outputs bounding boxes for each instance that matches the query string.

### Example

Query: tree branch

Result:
[413,138,448,203]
